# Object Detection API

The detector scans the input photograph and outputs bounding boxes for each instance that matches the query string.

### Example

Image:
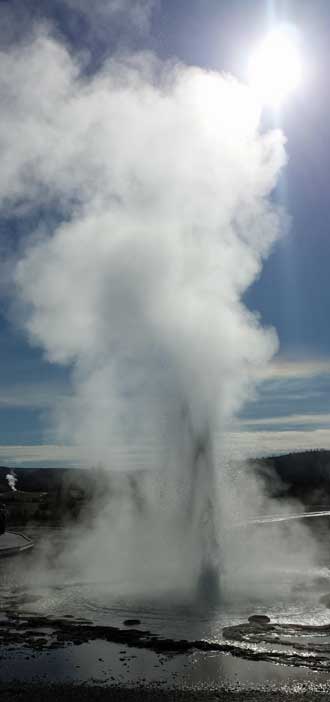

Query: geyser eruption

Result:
[2,30,286,597]
[179,405,220,599]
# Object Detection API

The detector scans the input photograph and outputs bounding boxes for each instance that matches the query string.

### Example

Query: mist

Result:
[1,25,316,602]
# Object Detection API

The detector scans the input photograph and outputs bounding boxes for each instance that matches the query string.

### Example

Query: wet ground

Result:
[2,526,330,698]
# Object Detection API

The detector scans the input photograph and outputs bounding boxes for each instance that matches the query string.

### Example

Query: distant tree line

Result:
[252,449,330,508]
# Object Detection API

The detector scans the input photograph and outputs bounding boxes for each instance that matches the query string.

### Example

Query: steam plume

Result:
[6,471,17,492]
[2,29,288,596]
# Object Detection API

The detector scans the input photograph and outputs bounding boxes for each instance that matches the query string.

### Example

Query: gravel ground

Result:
[0,684,330,701]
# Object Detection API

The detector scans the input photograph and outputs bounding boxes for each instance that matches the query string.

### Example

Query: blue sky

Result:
[1,0,330,466]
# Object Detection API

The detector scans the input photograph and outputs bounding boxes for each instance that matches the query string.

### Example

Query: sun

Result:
[248,26,302,107]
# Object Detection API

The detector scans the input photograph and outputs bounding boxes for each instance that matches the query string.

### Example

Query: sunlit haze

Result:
[248,26,302,106]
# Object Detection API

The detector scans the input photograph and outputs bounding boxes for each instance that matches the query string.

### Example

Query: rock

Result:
[123,619,141,627]
[248,614,270,625]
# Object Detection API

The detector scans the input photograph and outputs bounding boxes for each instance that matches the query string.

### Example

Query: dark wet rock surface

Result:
[2,611,330,672]
[0,612,235,656]
[123,619,141,626]
[248,614,270,625]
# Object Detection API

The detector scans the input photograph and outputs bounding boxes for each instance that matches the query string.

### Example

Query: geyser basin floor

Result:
[1,610,330,700]
[2,527,330,697]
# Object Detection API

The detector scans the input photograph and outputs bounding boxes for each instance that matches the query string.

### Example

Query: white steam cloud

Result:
[6,471,17,492]
[1,28,296,597]
[3,34,285,458]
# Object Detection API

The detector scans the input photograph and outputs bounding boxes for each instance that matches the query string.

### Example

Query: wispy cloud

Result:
[0,380,70,409]
[224,428,330,460]
[0,444,81,467]
[239,412,330,428]
[262,357,330,380]
[240,357,330,433]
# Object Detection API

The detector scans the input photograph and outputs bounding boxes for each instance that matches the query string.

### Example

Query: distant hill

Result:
[0,465,146,526]
[253,449,330,507]
[0,466,105,526]
[0,466,90,493]
[3,449,330,491]
[1,449,330,524]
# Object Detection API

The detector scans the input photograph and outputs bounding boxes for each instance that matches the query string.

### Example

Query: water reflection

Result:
[1,527,330,691]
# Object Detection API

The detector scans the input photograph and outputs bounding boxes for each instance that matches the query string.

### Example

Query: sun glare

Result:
[248,26,302,107]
